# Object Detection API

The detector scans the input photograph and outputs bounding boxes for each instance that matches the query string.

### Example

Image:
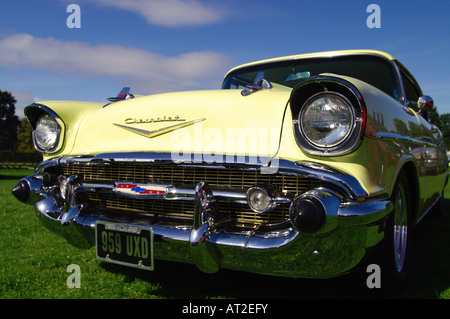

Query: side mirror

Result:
[417,95,433,115]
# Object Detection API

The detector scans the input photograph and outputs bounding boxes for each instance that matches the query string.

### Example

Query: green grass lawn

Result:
[1,168,450,299]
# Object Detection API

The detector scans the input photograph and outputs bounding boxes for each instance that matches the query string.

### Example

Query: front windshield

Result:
[222,55,401,101]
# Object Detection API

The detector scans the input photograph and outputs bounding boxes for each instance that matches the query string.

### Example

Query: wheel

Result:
[379,170,411,292]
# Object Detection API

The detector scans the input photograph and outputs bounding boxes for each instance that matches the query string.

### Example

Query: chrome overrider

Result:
[12,152,393,278]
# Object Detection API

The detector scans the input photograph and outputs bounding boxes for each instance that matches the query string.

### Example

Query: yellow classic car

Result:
[12,50,448,290]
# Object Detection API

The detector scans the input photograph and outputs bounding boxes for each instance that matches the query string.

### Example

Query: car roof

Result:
[224,50,396,78]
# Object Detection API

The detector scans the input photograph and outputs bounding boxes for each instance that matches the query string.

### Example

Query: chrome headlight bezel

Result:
[291,76,366,156]
[30,109,64,154]
[299,92,356,149]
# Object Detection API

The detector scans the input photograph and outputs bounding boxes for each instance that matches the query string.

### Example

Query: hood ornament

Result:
[103,87,135,107]
[107,87,134,102]
[241,72,273,96]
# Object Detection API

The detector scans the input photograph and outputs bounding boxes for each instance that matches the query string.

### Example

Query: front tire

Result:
[380,170,411,292]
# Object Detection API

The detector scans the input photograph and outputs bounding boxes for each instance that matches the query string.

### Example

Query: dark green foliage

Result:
[0,90,20,151]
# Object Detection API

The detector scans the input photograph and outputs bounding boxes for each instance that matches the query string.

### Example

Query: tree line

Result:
[428,106,450,149]
[0,90,41,163]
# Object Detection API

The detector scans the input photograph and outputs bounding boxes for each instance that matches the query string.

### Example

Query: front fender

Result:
[25,101,103,158]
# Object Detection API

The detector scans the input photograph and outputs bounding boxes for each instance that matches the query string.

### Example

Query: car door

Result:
[397,62,446,216]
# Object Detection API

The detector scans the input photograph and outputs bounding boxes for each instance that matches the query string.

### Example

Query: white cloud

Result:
[0,33,233,93]
[87,0,225,27]
[8,90,41,118]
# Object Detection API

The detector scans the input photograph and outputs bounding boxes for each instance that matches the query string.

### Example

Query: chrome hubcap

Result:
[393,184,408,272]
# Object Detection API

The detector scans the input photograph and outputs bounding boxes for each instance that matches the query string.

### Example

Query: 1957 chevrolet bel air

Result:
[12,50,448,290]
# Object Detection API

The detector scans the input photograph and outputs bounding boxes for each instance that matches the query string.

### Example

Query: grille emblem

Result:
[114,183,167,196]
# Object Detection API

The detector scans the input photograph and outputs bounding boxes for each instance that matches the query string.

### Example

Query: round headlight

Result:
[34,113,60,151]
[299,93,354,148]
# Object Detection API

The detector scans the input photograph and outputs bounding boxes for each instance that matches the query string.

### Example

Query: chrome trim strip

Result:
[39,152,274,169]
[415,194,441,224]
[366,131,437,148]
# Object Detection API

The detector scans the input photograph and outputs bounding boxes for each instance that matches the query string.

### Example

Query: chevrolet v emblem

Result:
[113,118,205,138]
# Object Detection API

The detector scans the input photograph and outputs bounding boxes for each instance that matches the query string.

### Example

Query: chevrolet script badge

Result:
[113,118,205,138]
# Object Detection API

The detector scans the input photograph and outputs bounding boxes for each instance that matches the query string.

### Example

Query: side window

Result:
[401,71,421,110]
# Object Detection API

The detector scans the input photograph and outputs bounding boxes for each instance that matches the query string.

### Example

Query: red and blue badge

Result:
[114,183,167,195]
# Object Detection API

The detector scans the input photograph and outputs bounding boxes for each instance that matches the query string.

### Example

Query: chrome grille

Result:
[84,192,289,226]
[60,163,321,227]
[62,163,318,194]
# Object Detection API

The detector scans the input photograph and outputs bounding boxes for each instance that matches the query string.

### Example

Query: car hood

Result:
[55,88,292,161]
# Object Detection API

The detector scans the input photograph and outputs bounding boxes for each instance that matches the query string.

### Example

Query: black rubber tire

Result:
[378,170,412,293]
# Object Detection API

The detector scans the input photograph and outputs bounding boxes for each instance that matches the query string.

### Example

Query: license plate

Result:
[95,221,154,270]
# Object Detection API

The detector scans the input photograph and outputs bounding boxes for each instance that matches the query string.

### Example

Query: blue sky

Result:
[1,0,449,117]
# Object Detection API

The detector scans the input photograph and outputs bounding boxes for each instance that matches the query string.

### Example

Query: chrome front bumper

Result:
[13,153,393,278]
